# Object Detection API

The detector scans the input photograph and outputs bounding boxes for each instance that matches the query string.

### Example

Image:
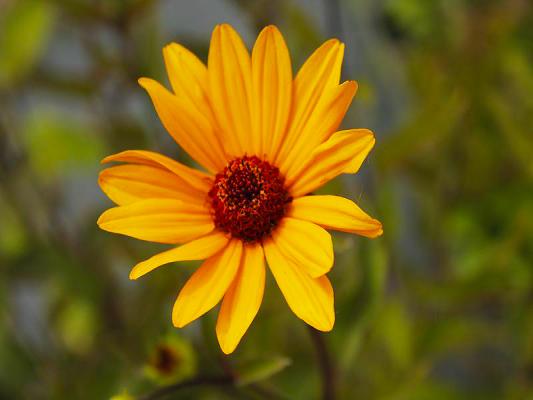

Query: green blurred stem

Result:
[137,375,233,400]
[308,326,336,400]
[136,373,287,400]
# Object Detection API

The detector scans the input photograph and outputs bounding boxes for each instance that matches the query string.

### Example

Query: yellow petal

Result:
[129,231,230,280]
[102,150,212,194]
[275,39,344,171]
[283,81,357,180]
[288,195,383,238]
[216,243,265,354]
[163,43,223,157]
[97,198,213,244]
[251,25,292,160]
[163,43,213,119]
[208,24,253,158]
[138,78,227,173]
[271,218,333,278]
[263,238,334,331]
[172,240,243,328]
[99,164,204,206]
[288,129,375,197]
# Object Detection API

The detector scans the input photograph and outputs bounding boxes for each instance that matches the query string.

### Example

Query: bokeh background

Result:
[1,0,532,399]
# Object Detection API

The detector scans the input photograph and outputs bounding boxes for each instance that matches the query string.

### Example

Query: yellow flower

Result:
[98,24,383,354]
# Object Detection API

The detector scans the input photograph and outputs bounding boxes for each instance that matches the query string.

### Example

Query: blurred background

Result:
[1,0,532,399]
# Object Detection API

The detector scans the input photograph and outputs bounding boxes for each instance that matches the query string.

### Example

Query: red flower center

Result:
[208,156,292,242]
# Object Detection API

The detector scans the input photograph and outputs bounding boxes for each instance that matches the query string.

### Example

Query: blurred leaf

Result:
[55,299,97,355]
[398,381,468,400]
[23,110,105,179]
[376,88,465,171]
[0,0,55,87]
[385,0,434,39]
[235,355,291,387]
[487,92,533,178]
[0,196,27,259]
[340,239,388,369]
[376,301,413,369]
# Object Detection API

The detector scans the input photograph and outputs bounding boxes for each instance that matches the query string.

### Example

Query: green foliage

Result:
[235,355,291,387]
[0,0,56,88]
[55,299,97,355]
[0,197,27,259]
[23,110,105,179]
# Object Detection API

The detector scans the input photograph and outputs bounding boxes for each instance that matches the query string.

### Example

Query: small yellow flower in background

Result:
[109,392,133,400]
[98,24,382,354]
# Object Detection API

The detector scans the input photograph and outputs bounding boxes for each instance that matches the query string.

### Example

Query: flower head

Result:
[98,24,382,354]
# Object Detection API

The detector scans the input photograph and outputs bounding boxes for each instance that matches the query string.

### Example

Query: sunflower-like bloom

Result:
[98,24,382,354]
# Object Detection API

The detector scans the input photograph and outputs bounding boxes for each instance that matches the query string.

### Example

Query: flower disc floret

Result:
[208,156,291,242]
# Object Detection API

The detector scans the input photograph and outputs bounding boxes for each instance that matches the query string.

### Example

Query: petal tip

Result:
[129,266,142,280]
[372,220,384,237]
[163,42,177,52]
[360,128,375,138]
[172,301,189,328]
[138,78,157,94]
[361,219,383,238]
[309,318,335,332]
[212,24,223,35]
[325,38,340,47]
[218,339,237,355]
[100,155,114,164]
[172,314,185,328]
[316,313,335,332]
[358,129,376,148]
[163,42,187,59]
[96,213,106,227]
[218,23,234,33]
[263,24,279,34]
[346,80,358,92]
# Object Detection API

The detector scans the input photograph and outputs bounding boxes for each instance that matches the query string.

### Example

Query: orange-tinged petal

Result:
[97,198,213,244]
[276,39,344,171]
[283,81,357,180]
[271,218,333,278]
[172,240,243,328]
[98,164,203,206]
[129,231,230,280]
[138,77,226,173]
[251,25,292,160]
[102,150,212,194]
[288,129,375,197]
[216,243,265,354]
[288,195,383,238]
[208,24,253,158]
[263,238,334,331]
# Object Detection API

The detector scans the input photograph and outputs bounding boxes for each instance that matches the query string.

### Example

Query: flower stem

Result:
[307,326,336,400]
[137,375,233,400]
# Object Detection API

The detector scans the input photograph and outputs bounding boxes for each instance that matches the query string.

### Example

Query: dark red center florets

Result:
[208,156,291,242]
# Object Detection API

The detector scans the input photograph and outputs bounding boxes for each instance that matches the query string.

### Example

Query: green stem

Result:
[308,326,336,400]
[137,375,234,400]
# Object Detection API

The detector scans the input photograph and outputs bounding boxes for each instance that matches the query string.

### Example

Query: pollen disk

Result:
[208,156,291,242]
